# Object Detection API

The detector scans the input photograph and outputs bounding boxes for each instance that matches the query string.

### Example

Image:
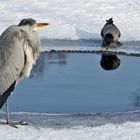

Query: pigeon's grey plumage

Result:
[101,18,121,47]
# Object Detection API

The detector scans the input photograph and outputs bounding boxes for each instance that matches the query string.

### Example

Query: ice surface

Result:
[41,46,140,56]
[0,0,140,41]
[40,40,140,56]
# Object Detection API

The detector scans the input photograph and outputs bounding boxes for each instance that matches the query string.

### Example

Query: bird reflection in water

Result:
[30,52,68,78]
[47,52,67,65]
[100,54,121,71]
[31,51,121,77]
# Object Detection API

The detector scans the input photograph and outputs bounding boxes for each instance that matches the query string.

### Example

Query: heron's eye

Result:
[32,26,36,31]
[33,25,38,31]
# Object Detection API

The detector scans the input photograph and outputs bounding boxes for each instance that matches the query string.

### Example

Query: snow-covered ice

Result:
[0,0,140,41]
[41,46,140,56]
[1,122,140,140]
[1,111,140,140]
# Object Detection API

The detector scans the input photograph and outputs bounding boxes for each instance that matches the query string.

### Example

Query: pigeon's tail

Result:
[106,18,113,24]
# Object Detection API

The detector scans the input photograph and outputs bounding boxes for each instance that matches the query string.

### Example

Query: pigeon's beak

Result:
[34,23,49,30]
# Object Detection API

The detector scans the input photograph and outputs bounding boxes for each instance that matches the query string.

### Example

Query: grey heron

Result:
[0,18,49,126]
[101,18,121,47]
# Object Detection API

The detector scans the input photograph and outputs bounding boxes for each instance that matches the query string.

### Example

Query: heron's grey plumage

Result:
[0,19,43,108]
[0,26,25,95]
[101,18,121,46]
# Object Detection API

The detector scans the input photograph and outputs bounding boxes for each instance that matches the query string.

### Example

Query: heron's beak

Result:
[34,23,49,30]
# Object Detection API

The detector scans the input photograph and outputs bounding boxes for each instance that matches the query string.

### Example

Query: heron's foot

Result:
[9,121,29,128]
[0,121,29,128]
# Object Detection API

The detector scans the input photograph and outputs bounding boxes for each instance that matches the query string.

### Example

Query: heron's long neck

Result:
[19,27,41,78]
[21,26,41,60]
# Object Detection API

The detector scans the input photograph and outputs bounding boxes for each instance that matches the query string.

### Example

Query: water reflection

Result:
[31,52,121,78]
[133,93,140,109]
[131,87,140,110]
[9,50,140,113]
[47,52,67,65]
[100,54,121,71]
[30,52,68,78]
[30,52,46,78]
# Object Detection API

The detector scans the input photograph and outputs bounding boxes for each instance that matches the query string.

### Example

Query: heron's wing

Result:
[0,26,25,95]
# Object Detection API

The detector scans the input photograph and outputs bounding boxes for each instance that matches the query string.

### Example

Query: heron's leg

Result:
[5,101,29,128]
[4,100,29,128]
[5,100,10,124]
[4,101,16,128]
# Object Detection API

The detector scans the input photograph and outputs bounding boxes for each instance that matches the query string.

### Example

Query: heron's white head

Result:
[18,18,49,31]
[18,18,49,78]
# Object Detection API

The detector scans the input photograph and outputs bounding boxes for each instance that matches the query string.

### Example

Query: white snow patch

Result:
[1,121,140,140]
[1,111,140,140]
[0,0,140,41]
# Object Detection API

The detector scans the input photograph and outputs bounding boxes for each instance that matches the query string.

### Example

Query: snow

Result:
[0,0,140,41]
[1,111,140,140]
[1,122,140,140]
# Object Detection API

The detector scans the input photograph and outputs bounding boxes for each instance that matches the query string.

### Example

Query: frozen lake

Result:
[1,0,140,139]
[2,40,140,114]
[1,41,140,140]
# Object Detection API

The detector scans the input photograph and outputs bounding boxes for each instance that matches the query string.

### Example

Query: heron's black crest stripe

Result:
[0,81,16,109]
[18,18,36,26]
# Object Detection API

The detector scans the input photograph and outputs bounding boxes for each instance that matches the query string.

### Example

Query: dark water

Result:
[3,41,140,114]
